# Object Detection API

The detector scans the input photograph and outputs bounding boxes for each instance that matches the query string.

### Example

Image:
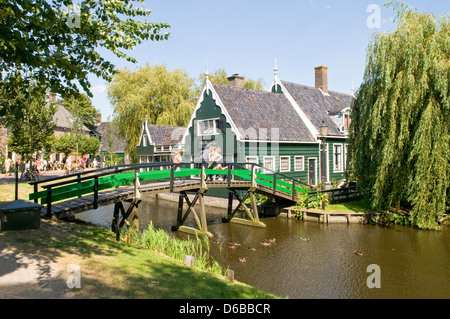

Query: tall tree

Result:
[0,76,56,161]
[108,64,197,162]
[0,0,169,115]
[55,133,76,158]
[349,2,449,230]
[62,93,100,129]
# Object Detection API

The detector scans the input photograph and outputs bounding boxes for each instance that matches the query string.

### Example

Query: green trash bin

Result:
[0,200,42,231]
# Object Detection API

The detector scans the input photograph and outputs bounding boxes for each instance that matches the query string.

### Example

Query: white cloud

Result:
[91,85,107,94]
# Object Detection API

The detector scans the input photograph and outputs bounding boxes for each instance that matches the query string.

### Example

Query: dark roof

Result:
[94,122,127,153]
[53,104,90,133]
[147,125,185,145]
[281,81,354,136]
[212,83,315,142]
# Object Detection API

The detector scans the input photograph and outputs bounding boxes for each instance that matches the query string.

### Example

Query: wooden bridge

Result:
[29,162,309,238]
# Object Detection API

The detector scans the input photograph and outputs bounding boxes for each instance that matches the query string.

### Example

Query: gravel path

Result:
[0,248,75,299]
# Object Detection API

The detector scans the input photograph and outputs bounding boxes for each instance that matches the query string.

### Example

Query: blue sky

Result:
[88,0,450,120]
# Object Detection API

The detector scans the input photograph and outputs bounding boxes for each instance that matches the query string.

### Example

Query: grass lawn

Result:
[0,218,278,299]
[0,181,278,299]
[325,198,375,213]
[0,182,36,203]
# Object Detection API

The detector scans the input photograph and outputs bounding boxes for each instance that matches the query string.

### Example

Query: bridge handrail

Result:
[28,162,174,187]
[31,161,310,217]
[231,162,310,188]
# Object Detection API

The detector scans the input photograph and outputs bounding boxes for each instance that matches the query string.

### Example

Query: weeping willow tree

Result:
[108,64,197,162]
[350,2,450,230]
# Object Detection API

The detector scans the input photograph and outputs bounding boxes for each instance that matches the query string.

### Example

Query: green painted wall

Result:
[241,141,320,185]
[137,134,154,156]
[184,89,237,161]
[326,138,348,183]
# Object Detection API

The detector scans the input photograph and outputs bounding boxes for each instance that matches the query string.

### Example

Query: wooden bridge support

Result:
[171,191,213,238]
[222,188,266,228]
[112,198,141,241]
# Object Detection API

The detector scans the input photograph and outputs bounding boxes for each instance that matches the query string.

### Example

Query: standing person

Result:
[207,147,222,181]
[173,149,183,182]
[201,147,212,169]
[4,155,12,176]
[93,158,98,169]
[36,157,42,175]
[86,157,91,169]
[66,156,72,173]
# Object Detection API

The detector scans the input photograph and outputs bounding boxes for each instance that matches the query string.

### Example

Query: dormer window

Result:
[143,134,147,147]
[343,113,351,132]
[197,118,221,136]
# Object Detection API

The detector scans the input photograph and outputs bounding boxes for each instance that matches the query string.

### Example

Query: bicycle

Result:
[20,167,40,181]
[64,165,84,175]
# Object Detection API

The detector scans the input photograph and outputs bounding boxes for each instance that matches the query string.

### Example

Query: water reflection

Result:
[77,195,450,299]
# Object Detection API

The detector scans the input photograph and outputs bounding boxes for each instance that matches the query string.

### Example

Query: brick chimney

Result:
[48,91,57,102]
[314,66,328,94]
[227,74,245,88]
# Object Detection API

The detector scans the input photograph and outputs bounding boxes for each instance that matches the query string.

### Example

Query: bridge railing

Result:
[29,161,309,217]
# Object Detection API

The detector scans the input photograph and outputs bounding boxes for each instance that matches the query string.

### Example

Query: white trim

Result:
[333,143,344,173]
[242,139,319,144]
[294,156,305,172]
[308,157,318,186]
[279,156,291,172]
[196,118,221,136]
[319,88,330,96]
[262,156,275,174]
[182,79,242,145]
[137,119,153,147]
[245,156,259,170]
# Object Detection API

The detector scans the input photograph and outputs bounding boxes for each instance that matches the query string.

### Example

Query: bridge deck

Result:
[43,179,299,219]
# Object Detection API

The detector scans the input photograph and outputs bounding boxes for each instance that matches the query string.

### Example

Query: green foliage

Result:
[62,93,100,129]
[127,222,225,276]
[349,3,450,230]
[55,133,76,156]
[295,193,329,210]
[0,78,56,161]
[55,133,100,157]
[0,0,170,98]
[78,136,100,157]
[108,64,197,162]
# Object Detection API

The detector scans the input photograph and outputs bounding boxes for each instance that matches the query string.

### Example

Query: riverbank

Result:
[0,217,278,299]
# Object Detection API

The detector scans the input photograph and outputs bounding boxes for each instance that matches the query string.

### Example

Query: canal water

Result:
[76,195,450,299]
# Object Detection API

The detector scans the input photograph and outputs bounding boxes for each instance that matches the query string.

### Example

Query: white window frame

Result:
[143,134,147,147]
[263,156,275,174]
[279,156,291,172]
[333,143,344,173]
[245,156,259,170]
[197,118,220,136]
[294,156,305,171]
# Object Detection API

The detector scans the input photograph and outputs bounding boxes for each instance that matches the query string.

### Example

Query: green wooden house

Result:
[182,65,354,187]
[137,119,185,170]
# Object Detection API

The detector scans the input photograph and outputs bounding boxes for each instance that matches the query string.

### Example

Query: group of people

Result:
[201,146,228,181]
[172,146,228,181]
[1,155,100,176]
[62,156,98,172]
[2,157,46,176]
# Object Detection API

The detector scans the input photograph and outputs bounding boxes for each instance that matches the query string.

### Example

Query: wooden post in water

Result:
[134,169,140,200]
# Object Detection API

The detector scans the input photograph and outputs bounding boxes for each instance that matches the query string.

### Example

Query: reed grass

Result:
[124,222,225,276]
